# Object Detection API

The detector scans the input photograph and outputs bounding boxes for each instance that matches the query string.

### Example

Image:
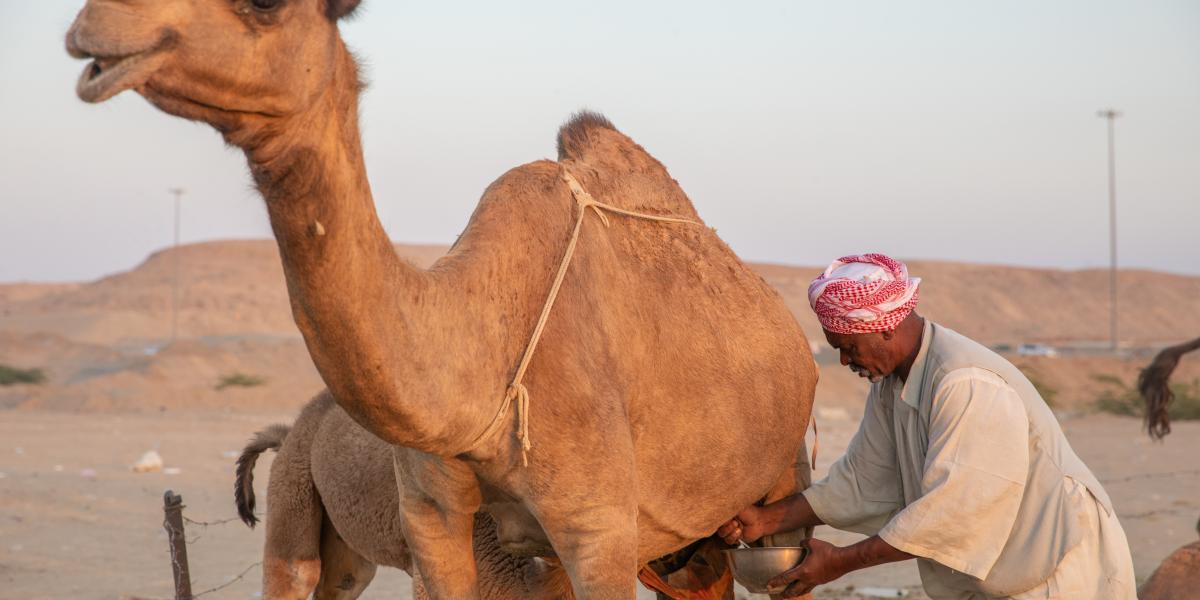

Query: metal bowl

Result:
[723,546,809,593]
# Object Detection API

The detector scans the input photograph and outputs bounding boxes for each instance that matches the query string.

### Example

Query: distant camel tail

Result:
[234,423,291,527]
[1139,337,1200,440]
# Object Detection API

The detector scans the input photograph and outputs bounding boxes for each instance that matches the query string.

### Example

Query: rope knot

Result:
[506,383,533,466]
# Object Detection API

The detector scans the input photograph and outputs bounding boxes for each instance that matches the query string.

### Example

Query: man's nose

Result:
[840,352,850,366]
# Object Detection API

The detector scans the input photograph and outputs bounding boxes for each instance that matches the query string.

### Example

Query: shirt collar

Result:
[898,318,934,409]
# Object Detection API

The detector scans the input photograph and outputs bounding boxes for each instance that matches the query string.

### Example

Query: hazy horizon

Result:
[2,0,1198,283]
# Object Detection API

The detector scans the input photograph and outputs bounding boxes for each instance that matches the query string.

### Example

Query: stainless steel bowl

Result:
[723,546,809,593]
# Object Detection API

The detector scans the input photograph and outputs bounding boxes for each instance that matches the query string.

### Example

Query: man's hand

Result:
[717,505,769,544]
[767,538,848,598]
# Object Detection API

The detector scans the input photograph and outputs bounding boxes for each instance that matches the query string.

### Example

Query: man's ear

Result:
[881,329,896,341]
[327,0,361,20]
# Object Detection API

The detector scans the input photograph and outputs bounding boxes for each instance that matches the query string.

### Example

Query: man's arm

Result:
[768,536,913,598]
[718,493,824,544]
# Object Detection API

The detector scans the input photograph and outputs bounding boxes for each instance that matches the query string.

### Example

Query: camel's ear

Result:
[326,0,361,20]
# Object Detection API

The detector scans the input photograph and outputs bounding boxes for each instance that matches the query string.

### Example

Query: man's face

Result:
[823,329,896,383]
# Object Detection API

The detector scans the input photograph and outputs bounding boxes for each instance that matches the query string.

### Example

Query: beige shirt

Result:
[803,321,1133,599]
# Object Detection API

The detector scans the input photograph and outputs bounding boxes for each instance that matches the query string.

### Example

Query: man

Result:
[719,254,1135,599]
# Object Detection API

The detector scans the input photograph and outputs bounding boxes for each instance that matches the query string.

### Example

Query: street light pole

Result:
[1096,109,1121,352]
[168,188,185,344]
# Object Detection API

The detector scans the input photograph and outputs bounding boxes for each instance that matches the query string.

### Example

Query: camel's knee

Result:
[556,537,639,600]
[262,555,321,600]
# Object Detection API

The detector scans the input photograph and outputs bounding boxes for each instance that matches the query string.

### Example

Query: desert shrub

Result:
[1018,368,1058,407]
[0,364,46,386]
[1093,374,1200,421]
[216,372,267,391]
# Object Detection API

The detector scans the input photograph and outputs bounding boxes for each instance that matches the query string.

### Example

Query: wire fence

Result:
[136,490,264,600]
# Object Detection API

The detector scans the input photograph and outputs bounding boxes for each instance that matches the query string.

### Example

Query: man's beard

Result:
[850,363,884,383]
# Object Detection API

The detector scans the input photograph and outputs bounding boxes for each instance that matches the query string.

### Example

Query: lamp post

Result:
[1096,109,1121,352]
[168,188,184,344]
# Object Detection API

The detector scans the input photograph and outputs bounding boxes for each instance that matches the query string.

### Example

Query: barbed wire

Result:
[123,561,262,600]
[183,514,250,527]
[160,507,264,599]
[190,561,262,599]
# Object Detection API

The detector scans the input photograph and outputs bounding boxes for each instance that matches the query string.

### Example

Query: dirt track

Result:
[2,408,1196,599]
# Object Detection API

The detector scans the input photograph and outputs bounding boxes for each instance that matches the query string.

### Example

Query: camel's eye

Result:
[251,0,283,11]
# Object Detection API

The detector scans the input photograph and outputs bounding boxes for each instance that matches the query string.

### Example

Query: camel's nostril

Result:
[89,62,103,80]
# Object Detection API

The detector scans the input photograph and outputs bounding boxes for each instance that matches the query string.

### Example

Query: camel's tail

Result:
[234,423,291,528]
[1139,337,1200,440]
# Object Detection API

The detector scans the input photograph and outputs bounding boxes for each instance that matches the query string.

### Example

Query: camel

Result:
[1139,540,1200,600]
[1138,336,1200,440]
[66,2,817,597]
[235,391,574,599]
[1135,337,1200,599]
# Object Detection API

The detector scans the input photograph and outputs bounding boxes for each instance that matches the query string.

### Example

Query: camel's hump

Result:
[556,110,618,161]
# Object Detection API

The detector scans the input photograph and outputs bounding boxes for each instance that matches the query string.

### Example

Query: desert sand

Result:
[1,241,1198,598]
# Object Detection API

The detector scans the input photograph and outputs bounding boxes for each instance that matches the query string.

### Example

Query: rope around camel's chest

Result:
[465,167,818,469]
[465,166,699,466]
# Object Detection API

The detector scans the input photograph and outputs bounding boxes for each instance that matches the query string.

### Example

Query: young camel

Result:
[235,391,574,599]
[67,2,817,597]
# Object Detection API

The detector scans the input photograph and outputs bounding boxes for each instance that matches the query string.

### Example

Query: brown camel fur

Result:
[1138,336,1200,440]
[235,391,574,599]
[1138,541,1200,600]
[67,2,816,597]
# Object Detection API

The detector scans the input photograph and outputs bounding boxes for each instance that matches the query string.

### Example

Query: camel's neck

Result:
[239,43,516,456]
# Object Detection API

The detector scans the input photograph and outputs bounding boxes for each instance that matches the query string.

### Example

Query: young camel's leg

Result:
[313,515,378,600]
[393,447,483,600]
[261,448,323,599]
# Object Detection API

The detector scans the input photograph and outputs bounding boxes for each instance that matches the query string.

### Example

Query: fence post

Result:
[163,490,193,600]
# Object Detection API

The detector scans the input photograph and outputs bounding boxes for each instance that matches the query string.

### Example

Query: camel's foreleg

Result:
[531,435,640,600]
[393,446,483,600]
[541,502,640,600]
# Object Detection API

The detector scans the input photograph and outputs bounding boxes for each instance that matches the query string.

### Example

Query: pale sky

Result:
[1,1,1198,282]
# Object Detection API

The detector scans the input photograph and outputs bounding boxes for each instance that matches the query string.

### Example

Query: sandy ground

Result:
[2,408,1196,600]
[3,243,1198,598]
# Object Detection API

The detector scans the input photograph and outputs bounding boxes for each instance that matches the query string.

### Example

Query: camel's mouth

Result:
[74,44,168,104]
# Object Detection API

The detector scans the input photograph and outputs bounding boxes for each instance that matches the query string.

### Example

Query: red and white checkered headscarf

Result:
[808,254,921,334]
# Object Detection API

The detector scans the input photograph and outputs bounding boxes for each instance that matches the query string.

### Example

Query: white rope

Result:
[468,166,698,466]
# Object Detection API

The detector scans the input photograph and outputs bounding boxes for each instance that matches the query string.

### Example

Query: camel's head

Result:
[66,0,360,131]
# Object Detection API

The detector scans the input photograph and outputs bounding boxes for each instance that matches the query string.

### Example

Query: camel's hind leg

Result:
[764,436,813,600]
[763,435,814,546]
[314,515,378,599]
[261,418,325,598]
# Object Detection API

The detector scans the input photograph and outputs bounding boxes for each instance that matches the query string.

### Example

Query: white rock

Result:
[163,467,183,476]
[132,450,164,473]
[80,468,97,478]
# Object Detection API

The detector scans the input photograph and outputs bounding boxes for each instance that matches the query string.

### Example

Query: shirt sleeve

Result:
[877,367,1029,580]
[802,384,905,535]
